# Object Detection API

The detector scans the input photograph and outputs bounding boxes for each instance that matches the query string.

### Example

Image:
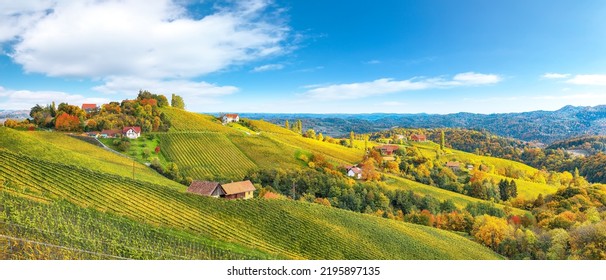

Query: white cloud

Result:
[566,74,606,86]
[448,72,502,85]
[365,60,381,64]
[542,73,570,79]
[304,72,502,100]
[0,86,110,110]
[4,0,288,79]
[0,0,56,42]
[252,63,284,72]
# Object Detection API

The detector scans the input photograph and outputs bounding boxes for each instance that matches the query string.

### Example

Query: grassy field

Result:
[0,127,183,189]
[0,148,502,259]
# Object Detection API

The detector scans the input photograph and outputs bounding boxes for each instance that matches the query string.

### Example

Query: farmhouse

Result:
[445,161,461,171]
[100,129,121,138]
[86,131,100,138]
[187,180,256,199]
[376,144,399,155]
[123,126,141,139]
[411,134,427,142]
[81,103,98,113]
[187,181,225,198]
[346,166,363,179]
[222,114,240,124]
[221,180,256,200]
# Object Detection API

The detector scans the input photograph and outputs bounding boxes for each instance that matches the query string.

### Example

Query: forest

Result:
[20,91,179,133]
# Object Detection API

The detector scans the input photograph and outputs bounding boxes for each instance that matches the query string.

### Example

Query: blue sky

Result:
[1,0,606,114]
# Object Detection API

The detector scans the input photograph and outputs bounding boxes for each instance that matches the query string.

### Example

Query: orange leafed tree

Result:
[55,112,81,131]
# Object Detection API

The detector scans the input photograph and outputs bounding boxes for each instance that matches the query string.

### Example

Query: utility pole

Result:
[292,182,296,200]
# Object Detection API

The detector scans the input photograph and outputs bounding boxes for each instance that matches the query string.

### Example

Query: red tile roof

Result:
[187,181,221,196]
[122,126,141,134]
[100,129,121,136]
[377,144,399,152]
[221,180,256,195]
[349,167,363,174]
[411,134,427,141]
[82,104,97,110]
[224,114,239,119]
[446,161,461,167]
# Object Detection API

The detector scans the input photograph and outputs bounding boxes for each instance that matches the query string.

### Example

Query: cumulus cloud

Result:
[94,76,239,110]
[566,74,606,86]
[0,86,110,110]
[305,72,502,100]
[449,72,502,85]
[542,73,570,79]
[0,0,56,42]
[252,63,284,72]
[4,0,288,79]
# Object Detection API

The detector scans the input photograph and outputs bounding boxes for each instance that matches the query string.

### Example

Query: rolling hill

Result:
[241,104,606,143]
[0,145,501,259]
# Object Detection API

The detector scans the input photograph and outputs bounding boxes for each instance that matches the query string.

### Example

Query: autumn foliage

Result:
[55,112,81,131]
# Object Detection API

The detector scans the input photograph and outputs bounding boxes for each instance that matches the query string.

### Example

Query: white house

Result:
[222,114,240,124]
[122,126,141,139]
[347,166,363,179]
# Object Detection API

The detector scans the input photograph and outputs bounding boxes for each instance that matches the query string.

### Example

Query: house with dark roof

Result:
[222,113,240,124]
[411,134,427,142]
[187,181,225,198]
[221,180,256,200]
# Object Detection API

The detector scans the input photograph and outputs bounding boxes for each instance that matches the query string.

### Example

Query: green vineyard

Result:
[0,127,183,189]
[161,107,232,133]
[0,193,269,260]
[0,148,501,259]
[158,132,258,180]
[227,133,303,170]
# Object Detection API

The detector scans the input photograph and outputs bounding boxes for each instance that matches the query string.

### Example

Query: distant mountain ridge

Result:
[238,105,606,144]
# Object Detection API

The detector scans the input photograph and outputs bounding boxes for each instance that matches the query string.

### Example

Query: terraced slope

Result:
[158,132,257,180]
[0,127,183,189]
[0,148,501,260]
[412,141,559,199]
[384,175,527,215]
[162,107,231,132]
[0,192,271,260]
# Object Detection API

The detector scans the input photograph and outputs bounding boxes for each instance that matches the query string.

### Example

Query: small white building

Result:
[122,126,141,139]
[347,166,363,179]
[222,114,240,124]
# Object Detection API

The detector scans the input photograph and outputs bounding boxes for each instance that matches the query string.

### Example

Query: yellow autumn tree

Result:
[472,215,511,249]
